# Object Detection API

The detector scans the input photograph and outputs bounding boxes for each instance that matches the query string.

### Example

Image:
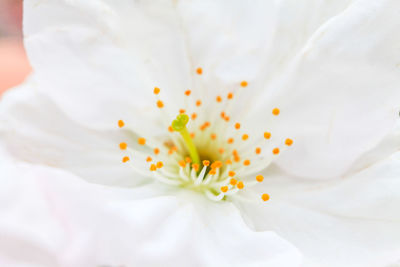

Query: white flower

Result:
[1,0,400,266]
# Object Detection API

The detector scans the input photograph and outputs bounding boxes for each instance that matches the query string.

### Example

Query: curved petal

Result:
[247,0,400,178]
[0,82,152,187]
[0,162,302,267]
[238,151,400,266]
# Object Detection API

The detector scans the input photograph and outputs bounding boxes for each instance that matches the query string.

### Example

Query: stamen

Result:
[237,181,244,189]
[196,67,203,75]
[285,138,293,146]
[240,81,248,87]
[234,123,241,130]
[146,156,152,162]
[185,90,191,96]
[118,120,125,128]
[243,159,251,166]
[179,160,186,167]
[156,161,164,168]
[230,178,237,186]
[221,186,229,193]
[228,171,236,177]
[119,142,127,150]
[255,147,261,154]
[216,96,222,103]
[242,134,249,141]
[227,138,234,144]
[154,148,160,155]
[179,109,186,114]
[191,113,197,120]
[122,156,130,163]
[157,100,164,108]
[273,148,280,155]
[210,133,217,140]
[150,164,157,171]
[256,175,264,182]
[272,108,280,116]
[227,92,234,100]
[138,138,146,145]
[196,100,202,107]
[153,87,160,95]
[261,194,270,201]
[203,160,210,166]
[192,163,200,171]
[264,132,271,139]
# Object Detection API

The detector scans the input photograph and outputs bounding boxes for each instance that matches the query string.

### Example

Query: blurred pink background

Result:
[0,0,31,95]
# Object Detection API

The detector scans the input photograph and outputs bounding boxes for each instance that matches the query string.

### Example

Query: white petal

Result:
[0,162,302,267]
[0,83,150,187]
[247,0,400,178]
[238,151,400,266]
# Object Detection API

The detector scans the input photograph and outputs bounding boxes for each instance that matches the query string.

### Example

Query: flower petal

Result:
[238,151,400,266]
[0,161,302,266]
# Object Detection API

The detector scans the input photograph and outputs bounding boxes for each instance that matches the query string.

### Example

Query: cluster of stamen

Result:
[117,67,294,202]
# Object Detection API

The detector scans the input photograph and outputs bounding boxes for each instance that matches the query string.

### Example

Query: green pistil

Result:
[171,114,200,165]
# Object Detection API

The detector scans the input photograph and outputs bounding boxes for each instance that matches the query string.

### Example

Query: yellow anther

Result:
[202,160,210,166]
[230,178,237,186]
[153,87,160,95]
[192,163,200,171]
[285,138,293,146]
[210,133,217,140]
[227,92,234,100]
[227,138,234,144]
[216,96,222,103]
[261,193,270,201]
[242,134,249,141]
[256,175,264,182]
[122,156,130,163]
[157,100,164,108]
[237,181,244,189]
[272,108,280,116]
[196,67,203,75]
[234,123,240,130]
[150,164,157,171]
[196,100,202,107]
[264,132,271,139]
[146,156,152,162]
[240,81,248,87]
[118,120,125,128]
[273,148,280,155]
[178,160,186,167]
[255,147,261,154]
[156,161,164,168]
[243,159,251,166]
[138,138,146,145]
[154,148,160,155]
[119,142,127,150]
[228,171,236,177]
[185,90,191,96]
[221,186,229,193]
[191,113,197,120]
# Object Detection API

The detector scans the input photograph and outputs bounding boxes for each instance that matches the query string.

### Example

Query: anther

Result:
[122,156,130,163]
[234,123,241,130]
[228,171,236,177]
[221,186,228,193]
[118,120,125,128]
[168,126,174,132]
[138,138,146,145]
[178,160,186,167]
[150,164,157,171]
[146,156,152,162]
[216,96,222,103]
[255,147,261,154]
[219,148,225,154]
[153,87,160,95]
[243,159,251,166]
[230,178,237,186]
[192,163,200,171]
[157,100,164,108]
[240,81,248,87]
[242,134,249,141]
[179,109,186,114]
[202,160,210,166]
[256,175,264,182]
[261,194,270,201]
[191,113,197,120]
[196,100,202,107]
[119,142,127,150]
[185,90,191,96]
[154,148,160,155]
[227,92,234,100]
[285,138,293,146]
[237,181,244,189]
[210,133,217,140]
[264,132,271,139]
[272,108,280,116]
[273,148,280,155]
[185,157,192,163]
[227,138,234,144]
[225,159,232,165]
[196,67,203,75]
[156,161,164,168]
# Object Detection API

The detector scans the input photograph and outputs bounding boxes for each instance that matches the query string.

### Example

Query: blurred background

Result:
[0,0,31,95]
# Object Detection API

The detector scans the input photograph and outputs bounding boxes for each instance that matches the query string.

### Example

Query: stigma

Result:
[117,68,294,203]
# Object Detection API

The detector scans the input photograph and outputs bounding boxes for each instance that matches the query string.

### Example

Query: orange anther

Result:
[237,181,244,189]
[272,108,280,116]
[221,186,229,193]
[185,90,191,96]
[264,132,271,139]
[255,147,261,154]
[150,164,157,171]
[156,161,164,168]
[179,109,186,114]
[256,175,264,182]
[234,123,240,130]
[220,111,226,118]
[196,100,202,107]
[225,159,232,165]
[224,116,230,122]
[119,142,127,150]
[190,132,195,139]
[285,138,293,146]
[227,138,234,144]
[202,160,210,166]
[154,148,160,155]
[196,67,203,75]
[227,92,234,100]
[230,178,237,186]
[138,138,146,145]
[122,156,130,163]
[178,160,186,167]
[209,169,217,175]
[242,134,249,141]
[185,157,192,163]
[243,159,251,166]
[216,96,222,103]
[219,148,225,154]
[146,156,153,162]
[261,193,270,201]
[211,161,223,169]
[210,133,217,140]
[232,149,239,156]
[168,126,174,132]
[192,163,199,171]
[153,87,160,95]
[240,81,248,87]
[228,171,236,177]
[234,156,241,162]
[157,100,164,108]
[191,113,197,120]
[273,148,280,155]
[118,120,125,128]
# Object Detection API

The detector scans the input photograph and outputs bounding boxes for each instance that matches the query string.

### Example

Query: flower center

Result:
[117,68,293,202]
